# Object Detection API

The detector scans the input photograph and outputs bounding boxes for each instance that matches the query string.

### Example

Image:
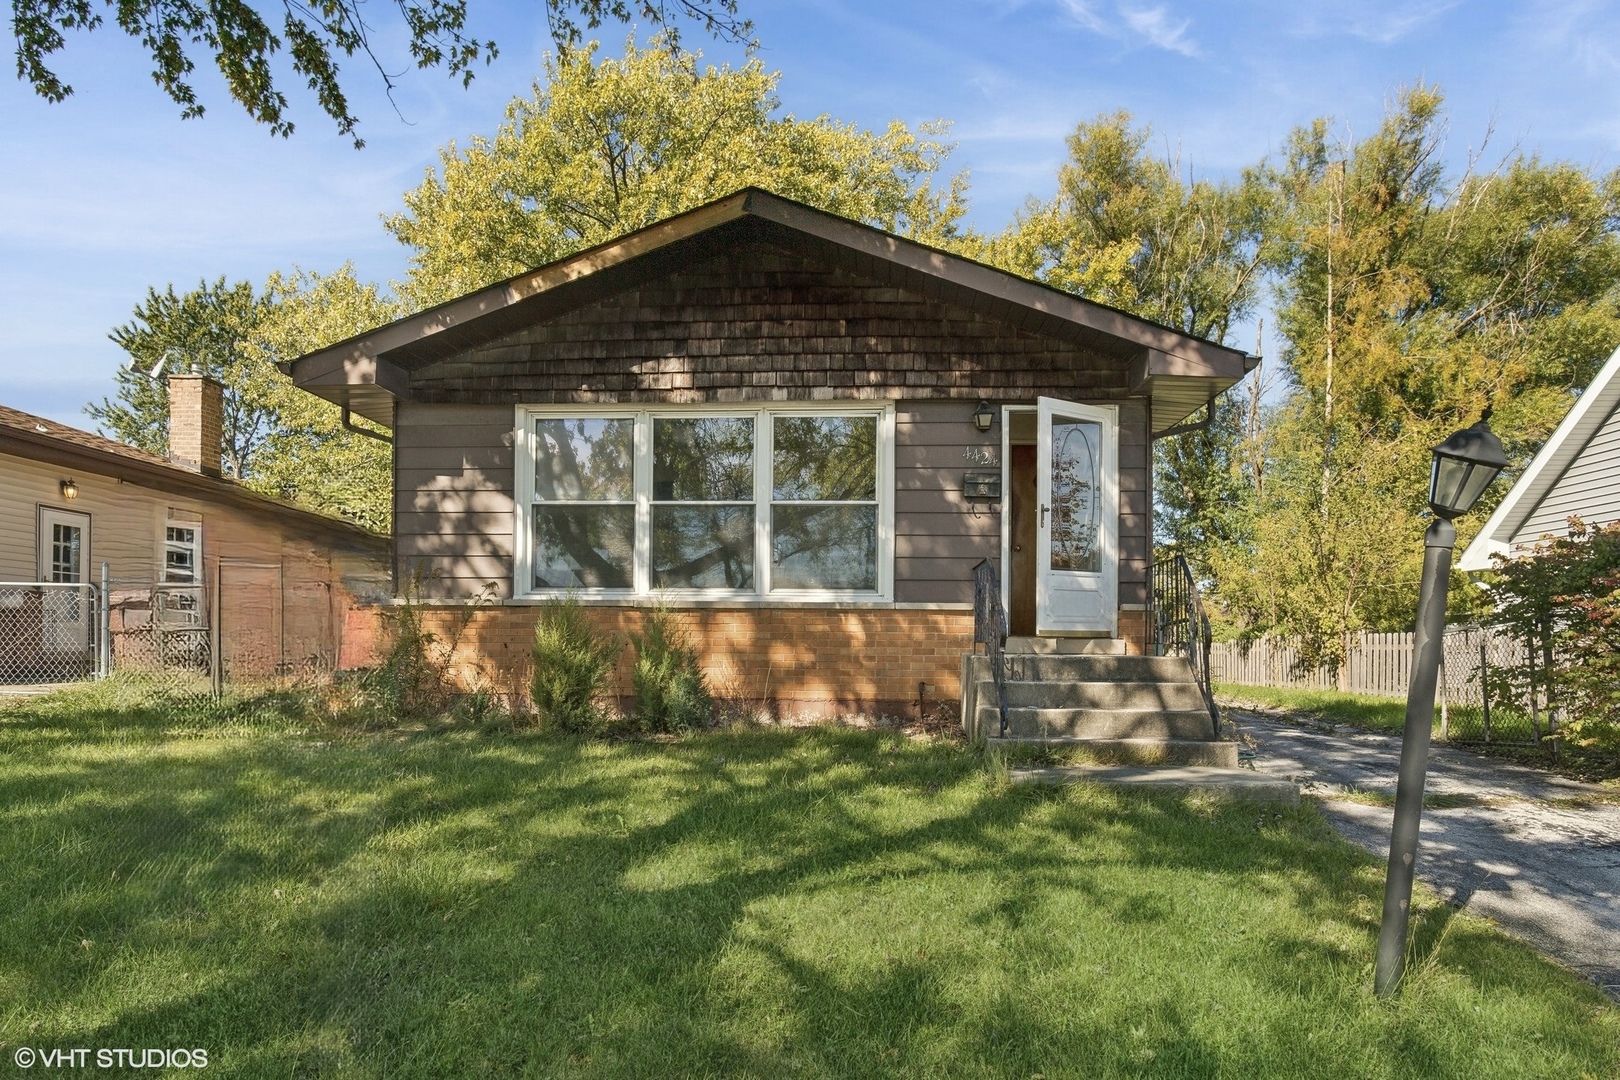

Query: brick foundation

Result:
[1118,608,1150,656]
[346,605,973,721]
[344,603,1152,720]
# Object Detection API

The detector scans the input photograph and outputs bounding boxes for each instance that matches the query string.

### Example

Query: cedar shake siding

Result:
[394,402,516,599]
[406,244,1132,405]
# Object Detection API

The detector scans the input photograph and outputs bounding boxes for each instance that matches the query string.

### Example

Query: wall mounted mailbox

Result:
[962,470,1002,501]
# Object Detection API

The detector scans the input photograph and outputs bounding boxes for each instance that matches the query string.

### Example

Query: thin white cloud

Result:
[1290,2,1461,46]
[1052,0,1201,57]
[1120,5,1200,56]
[1521,0,1620,76]
[1055,0,1109,34]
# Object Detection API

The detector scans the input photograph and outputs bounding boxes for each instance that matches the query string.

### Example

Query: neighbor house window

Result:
[515,405,893,600]
[162,518,204,626]
[164,524,201,584]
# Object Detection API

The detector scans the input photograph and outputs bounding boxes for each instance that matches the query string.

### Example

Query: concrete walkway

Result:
[1233,709,1620,999]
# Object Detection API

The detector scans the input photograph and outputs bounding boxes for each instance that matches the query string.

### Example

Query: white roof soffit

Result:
[1457,343,1620,571]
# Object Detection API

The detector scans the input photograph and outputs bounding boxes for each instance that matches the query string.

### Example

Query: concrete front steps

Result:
[1009,765,1301,805]
[961,644,1238,769]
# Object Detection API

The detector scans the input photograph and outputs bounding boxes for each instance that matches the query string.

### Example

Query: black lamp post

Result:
[1374,414,1508,998]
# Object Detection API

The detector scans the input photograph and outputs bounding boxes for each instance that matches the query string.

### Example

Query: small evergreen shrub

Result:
[531,599,623,733]
[631,607,712,733]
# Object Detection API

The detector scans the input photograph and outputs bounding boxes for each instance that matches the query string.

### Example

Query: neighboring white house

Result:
[1458,344,1620,571]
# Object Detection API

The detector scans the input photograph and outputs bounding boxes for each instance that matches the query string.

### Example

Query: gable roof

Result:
[0,403,388,553]
[1457,344,1620,571]
[285,187,1255,431]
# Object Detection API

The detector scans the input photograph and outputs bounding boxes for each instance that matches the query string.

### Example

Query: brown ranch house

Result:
[286,188,1253,720]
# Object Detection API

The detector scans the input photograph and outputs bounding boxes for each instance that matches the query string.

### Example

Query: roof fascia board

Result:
[295,352,413,398]
[1457,344,1620,571]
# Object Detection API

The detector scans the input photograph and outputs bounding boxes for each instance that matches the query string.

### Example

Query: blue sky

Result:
[3,0,1619,427]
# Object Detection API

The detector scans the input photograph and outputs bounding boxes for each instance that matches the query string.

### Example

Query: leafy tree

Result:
[387,37,968,305]
[88,268,398,529]
[240,267,400,530]
[1487,519,1620,758]
[13,0,751,146]
[975,111,1272,572]
[1218,85,1620,671]
[89,277,270,476]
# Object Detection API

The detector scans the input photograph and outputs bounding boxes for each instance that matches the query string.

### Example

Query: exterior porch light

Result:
[972,400,995,433]
[59,478,78,500]
[1427,413,1509,519]
[1374,412,1507,998]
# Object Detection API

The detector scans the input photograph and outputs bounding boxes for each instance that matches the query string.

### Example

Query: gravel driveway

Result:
[1232,709,1620,999]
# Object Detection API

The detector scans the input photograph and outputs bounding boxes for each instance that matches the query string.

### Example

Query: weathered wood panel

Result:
[893,401,998,605]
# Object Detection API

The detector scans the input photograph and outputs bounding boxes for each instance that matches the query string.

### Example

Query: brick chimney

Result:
[167,373,224,476]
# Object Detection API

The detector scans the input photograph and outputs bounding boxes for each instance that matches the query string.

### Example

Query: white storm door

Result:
[1035,397,1117,635]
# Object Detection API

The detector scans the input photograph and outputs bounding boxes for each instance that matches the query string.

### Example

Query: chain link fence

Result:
[1439,627,1545,746]
[107,580,215,699]
[0,582,103,686]
[2,561,341,698]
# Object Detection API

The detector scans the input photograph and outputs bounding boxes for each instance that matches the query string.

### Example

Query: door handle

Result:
[1040,503,1049,528]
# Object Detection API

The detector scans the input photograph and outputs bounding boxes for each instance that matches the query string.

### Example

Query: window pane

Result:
[652,506,755,589]
[1050,417,1102,574]
[51,523,81,583]
[773,416,877,500]
[653,417,753,501]
[533,505,635,589]
[534,418,634,501]
[772,505,877,591]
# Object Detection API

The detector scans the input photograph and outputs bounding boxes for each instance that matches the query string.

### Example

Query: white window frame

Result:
[162,519,204,585]
[514,403,895,603]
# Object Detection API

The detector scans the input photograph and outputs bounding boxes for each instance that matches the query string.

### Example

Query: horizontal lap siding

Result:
[1118,400,1149,608]
[894,401,998,605]
[0,452,158,579]
[1516,399,1620,542]
[394,403,516,598]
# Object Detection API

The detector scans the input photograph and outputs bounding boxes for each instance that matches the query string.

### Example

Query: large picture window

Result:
[516,406,893,600]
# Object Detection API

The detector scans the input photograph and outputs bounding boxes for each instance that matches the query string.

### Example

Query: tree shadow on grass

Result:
[1,713,1615,1078]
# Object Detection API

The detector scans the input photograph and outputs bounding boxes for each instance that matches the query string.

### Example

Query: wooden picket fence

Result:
[1210,632,1414,697]
[1211,628,1526,698]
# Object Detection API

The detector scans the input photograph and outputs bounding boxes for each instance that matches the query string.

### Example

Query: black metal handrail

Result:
[972,558,1010,737]
[1152,554,1219,737]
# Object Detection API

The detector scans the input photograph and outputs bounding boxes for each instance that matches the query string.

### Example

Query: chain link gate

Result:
[0,581,103,686]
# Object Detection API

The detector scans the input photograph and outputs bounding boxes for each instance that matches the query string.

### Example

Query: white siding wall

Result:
[0,451,163,580]
[1515,398,1620,543]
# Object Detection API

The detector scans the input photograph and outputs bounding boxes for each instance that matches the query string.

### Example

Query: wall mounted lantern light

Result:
[59,478,78,500]
[972,400,995,433]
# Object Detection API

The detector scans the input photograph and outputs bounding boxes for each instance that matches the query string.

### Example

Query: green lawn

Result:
[2,683,1616,1078]
[1216,682,1413,732]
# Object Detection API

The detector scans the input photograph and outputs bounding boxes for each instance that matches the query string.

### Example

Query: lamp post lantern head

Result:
[972,400,996,433]
[1428,414,1509,520]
